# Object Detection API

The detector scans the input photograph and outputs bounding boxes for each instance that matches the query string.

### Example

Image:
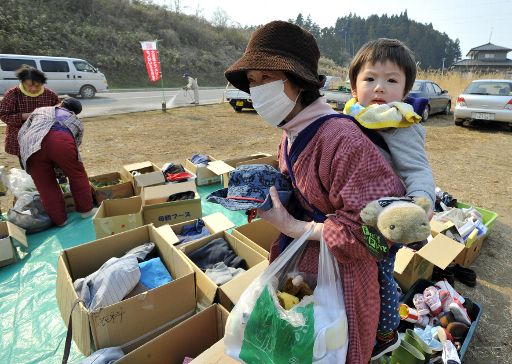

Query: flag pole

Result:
[156,39,166,112]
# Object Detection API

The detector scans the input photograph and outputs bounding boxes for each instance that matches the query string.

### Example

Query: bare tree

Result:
[211,7,230,28]
[173,0,182,13]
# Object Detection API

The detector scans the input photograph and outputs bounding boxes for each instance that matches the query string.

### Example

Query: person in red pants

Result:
[17,98,95,226]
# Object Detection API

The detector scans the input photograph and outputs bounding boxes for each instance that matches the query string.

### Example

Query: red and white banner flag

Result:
[140,41,161,83]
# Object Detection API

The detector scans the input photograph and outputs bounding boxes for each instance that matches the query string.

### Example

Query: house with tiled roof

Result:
[451,43,512,74]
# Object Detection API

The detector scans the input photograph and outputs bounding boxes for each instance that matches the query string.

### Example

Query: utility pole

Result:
[442,58,446,76]
[156,39,166,112]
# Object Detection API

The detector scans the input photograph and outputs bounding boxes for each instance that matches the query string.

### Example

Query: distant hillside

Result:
[0,0,251,87]
[0,1,461,88]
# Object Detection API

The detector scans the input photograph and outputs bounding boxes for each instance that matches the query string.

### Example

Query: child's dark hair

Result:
[15,65,47,84]
[349,38,417,95]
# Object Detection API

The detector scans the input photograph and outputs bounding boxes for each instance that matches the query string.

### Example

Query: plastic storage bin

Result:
[397,279,482,362]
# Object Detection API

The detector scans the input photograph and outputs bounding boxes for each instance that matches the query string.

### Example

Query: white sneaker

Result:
[80,208,98,219]
[448,298,472,325]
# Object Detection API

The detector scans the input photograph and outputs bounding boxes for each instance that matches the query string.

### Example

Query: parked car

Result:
[408,80,451,121]
[454,79,512,127]
[321,76,352,110]
[224,83,252,112]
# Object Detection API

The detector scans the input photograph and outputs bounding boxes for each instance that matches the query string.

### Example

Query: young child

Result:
[344,38,436,359]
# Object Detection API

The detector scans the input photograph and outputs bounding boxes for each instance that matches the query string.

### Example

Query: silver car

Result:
[454,79,512,126]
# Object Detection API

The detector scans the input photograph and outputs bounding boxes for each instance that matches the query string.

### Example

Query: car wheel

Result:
[422,105,430,122]
[80,85,96,98]
[234,107,243,112]
[444,102,451,115]
[454,119,464,126]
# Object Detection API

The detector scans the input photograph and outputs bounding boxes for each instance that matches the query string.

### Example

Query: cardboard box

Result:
[89,172,134,205]
[120,161,165,195]
[142,180,202,227]
[190,339,240,364]
[185,155,221,186]
[231,219,280,258]
[56,224,196,355]
[394,234,464,291]
[93,196,144,239]
[169,212,235,247]
[117,304,233,364]
[178,231,267,310]
[205,153,277,188]
[431,202,499,267]
[0,221,28,267]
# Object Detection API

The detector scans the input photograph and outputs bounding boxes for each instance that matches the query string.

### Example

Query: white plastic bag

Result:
[5,168,37,197]
[224,225,348,364]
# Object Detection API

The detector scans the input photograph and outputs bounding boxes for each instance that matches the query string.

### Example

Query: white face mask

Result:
[249,79,298,127]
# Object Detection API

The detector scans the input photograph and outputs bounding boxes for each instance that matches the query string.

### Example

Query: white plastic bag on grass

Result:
[224,225,348,364]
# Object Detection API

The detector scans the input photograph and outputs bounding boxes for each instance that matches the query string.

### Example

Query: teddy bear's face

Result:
[377,202,431,243]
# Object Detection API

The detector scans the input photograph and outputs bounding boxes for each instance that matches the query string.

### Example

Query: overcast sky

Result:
[154,0,512,58]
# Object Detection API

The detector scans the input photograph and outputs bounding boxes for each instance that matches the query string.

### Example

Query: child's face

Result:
[352,60,406,107]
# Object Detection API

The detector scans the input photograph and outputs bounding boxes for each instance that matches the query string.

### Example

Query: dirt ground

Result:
[1,103,511,363]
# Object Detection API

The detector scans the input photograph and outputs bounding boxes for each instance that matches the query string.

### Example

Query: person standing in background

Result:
[0,65,59,167]
[183,72,199,104]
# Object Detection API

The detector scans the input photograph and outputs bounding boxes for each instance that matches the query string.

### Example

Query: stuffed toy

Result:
[360,197,431,244]
[277,291,300,310]
[282,274,313,300]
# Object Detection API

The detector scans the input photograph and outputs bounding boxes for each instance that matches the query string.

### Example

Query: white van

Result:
[0,54,108,98]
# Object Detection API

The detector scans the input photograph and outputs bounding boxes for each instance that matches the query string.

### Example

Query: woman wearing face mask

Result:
[225,21,405,363]
[0,65,59,167]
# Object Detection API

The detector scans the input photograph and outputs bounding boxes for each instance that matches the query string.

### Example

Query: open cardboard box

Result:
[205,153,278,188]
[117,304,234,364]
[0,221,28,267]
[178,231,268,311]
[89,172,134,205]
[120,161,165,195]
[430,202,498,267]
[56,224,196,355]
[93,196,143,239]
[394,233,465,292]
[168,212,235,248]
[142,180,202,227]
[185,155,221,186]
[231,218,280,258]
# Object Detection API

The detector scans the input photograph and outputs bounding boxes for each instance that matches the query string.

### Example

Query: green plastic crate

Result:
[457,202,498,237]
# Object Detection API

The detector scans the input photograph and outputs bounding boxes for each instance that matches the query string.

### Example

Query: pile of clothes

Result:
[74,242,173,311]
[187,238,247,285]
[162,162,194,183]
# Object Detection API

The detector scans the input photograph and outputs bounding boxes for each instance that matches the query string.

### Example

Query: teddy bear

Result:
[282,274,313,299]
[360,197,432,244]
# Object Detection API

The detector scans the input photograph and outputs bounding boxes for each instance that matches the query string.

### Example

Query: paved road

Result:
[79,88,226,118]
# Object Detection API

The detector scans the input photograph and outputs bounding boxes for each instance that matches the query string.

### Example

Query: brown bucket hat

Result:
[225,20,325,93]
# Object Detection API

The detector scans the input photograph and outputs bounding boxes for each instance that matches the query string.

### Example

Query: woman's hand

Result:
[257,186,323,240]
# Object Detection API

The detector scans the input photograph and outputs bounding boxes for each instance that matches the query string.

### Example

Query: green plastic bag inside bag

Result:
[239,284,315,364]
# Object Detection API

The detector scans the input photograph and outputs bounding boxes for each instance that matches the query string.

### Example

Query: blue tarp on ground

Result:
[0,184,247,364]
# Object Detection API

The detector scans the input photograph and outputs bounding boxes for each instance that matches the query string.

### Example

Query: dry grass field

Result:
[0,103,511,363]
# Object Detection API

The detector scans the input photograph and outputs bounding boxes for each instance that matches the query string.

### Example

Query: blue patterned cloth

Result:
[377,244,402,334]
[207,164,292,211]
